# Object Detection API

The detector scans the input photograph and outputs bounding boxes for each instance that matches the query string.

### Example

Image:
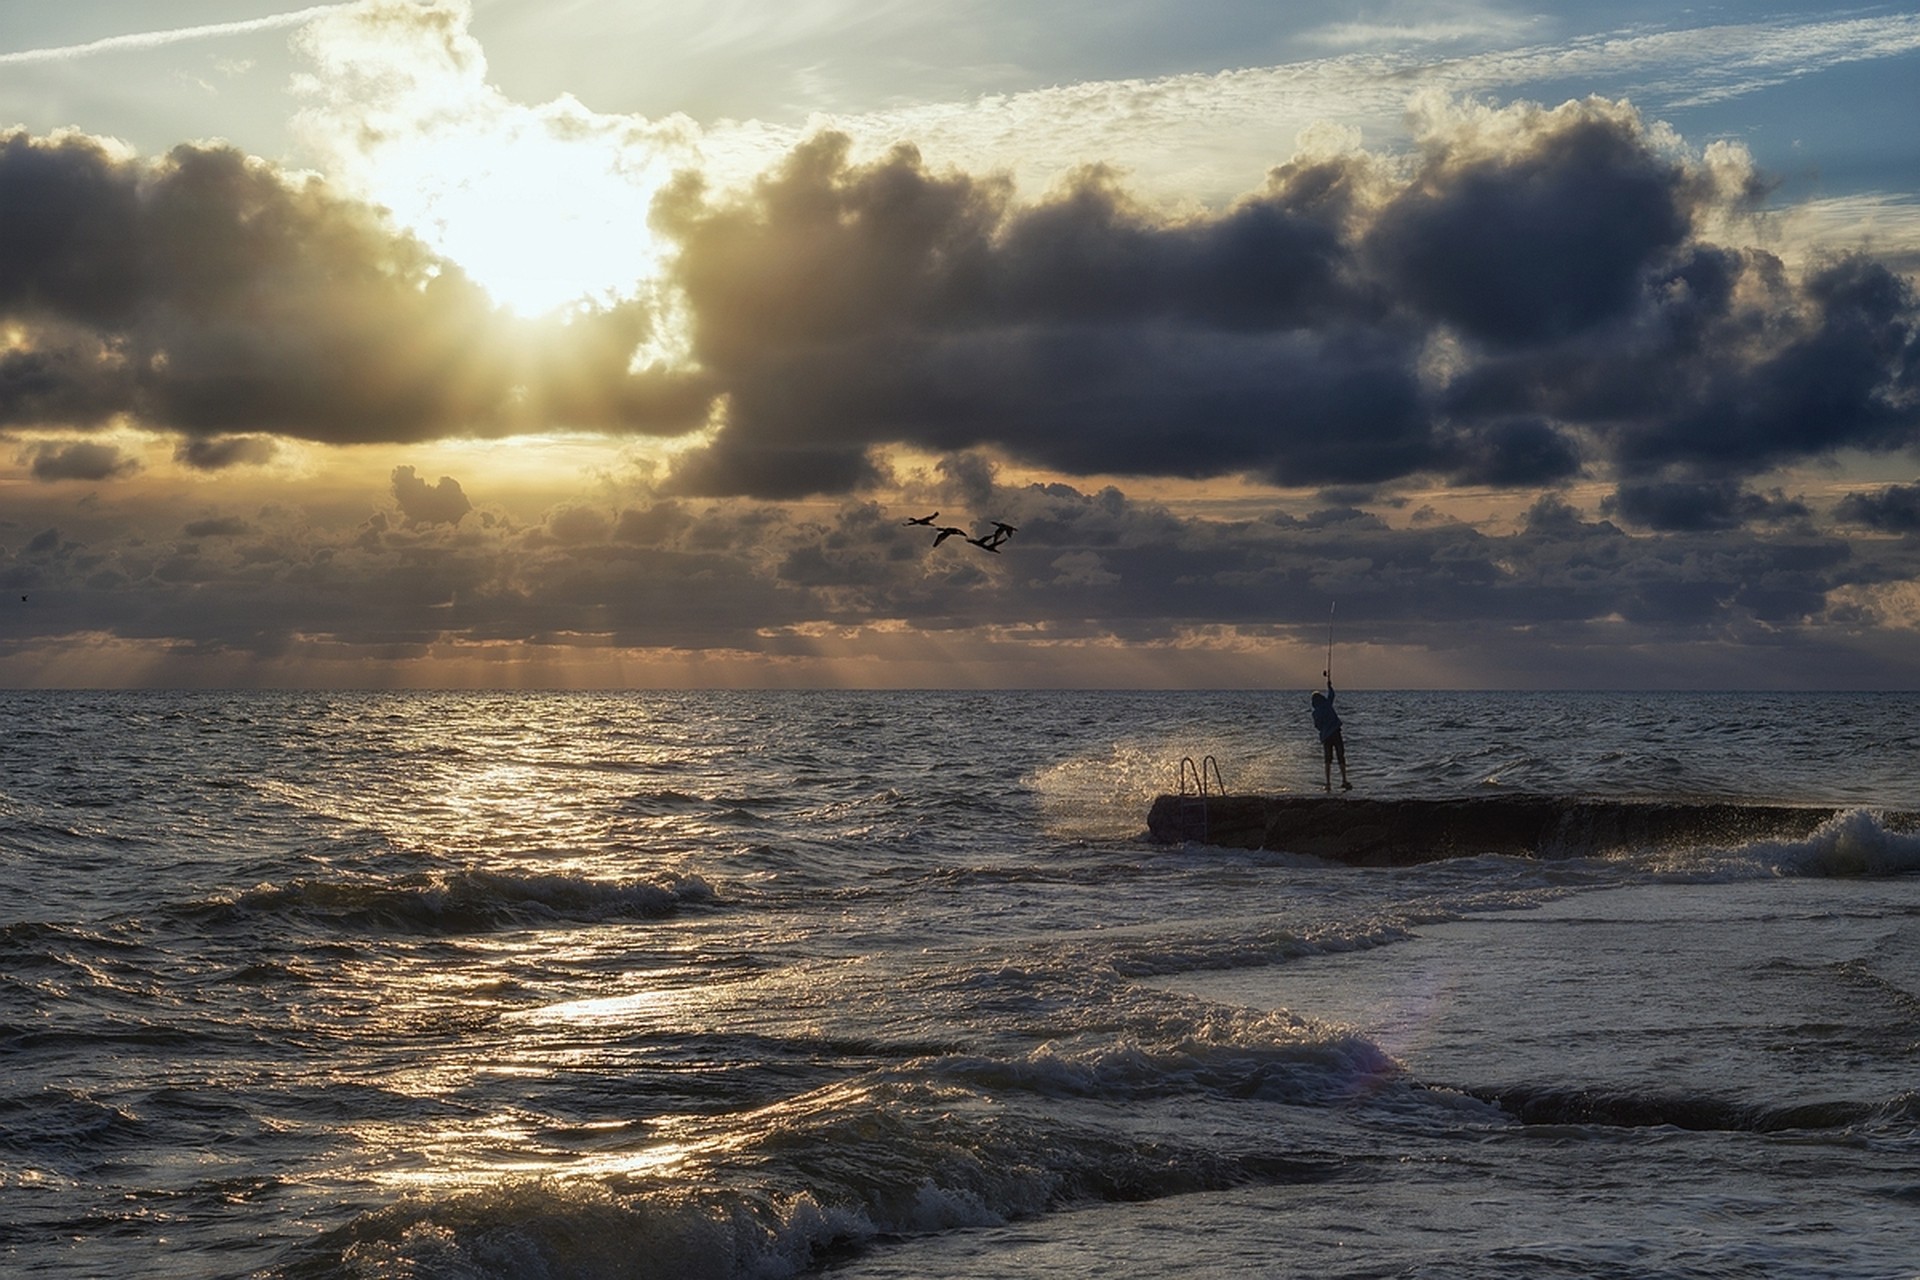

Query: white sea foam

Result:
[1761,809,1920,877]
[922,1005,1400,1107]
[1638,809,1920,880]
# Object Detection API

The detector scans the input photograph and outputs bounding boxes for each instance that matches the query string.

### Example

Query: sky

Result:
[2,0,1919,689]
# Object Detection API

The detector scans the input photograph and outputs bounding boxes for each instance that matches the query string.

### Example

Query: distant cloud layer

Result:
[8,455,1920,688]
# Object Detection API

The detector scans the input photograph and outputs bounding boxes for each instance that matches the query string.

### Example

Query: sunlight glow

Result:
[366,124,679,316]
[294,0,691,317]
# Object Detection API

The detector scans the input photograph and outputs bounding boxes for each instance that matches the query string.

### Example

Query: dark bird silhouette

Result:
[932,526,968,546]
[902,512,939,526]
[966,522,1016,551]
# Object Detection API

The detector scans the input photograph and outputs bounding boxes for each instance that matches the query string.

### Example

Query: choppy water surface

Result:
[3,690,1918,1278]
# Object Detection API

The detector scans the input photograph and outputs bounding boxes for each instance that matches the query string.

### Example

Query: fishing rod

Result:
[1324,601,1335,681]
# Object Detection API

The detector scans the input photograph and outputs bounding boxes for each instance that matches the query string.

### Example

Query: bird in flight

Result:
[915,515,1017,553]
[968,522,1016,552]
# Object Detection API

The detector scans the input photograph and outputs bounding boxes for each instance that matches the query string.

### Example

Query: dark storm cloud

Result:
[680,324,1433,494]
[1836,480,1920,532]
[390,465,472,527]
[657,102,1920,509]
[1604,256,1920,476]
[1441,418,1584,486]
[1604,477,1810,532]
[0,130,707,446]
[613,500,696,547]
[983,160,1365,329]
[174,436,277,470]
[667,439,886,500]
[0,320,141,429]
[24,439,137,482]
[1362,110,1696,347]
[656,134,1434,497]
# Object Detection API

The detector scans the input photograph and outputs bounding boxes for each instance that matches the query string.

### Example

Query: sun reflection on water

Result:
[505,981,693,1029]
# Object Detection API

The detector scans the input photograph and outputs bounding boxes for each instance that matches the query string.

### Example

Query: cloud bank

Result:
[9,455,1920,689]
[653,97,1919,520]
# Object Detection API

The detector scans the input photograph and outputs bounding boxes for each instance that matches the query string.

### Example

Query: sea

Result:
[3,689,1919,1280]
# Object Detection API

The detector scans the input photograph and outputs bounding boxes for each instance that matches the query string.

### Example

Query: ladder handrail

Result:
[1174,756,1226,843]
[1178,755,1227,797]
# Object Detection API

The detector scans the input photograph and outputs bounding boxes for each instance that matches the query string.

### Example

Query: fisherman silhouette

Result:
[1310,675,1352,792]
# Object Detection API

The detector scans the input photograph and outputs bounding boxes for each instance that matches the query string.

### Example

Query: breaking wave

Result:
[1750,809,1920,878]
[280,1057,1350,1280]
[187,869,717,935]
[1634,808,1920,880]
[921,1008,1399,1107]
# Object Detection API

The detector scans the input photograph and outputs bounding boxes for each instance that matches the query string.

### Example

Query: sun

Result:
[294,0,689,318]
[364,123,680,318]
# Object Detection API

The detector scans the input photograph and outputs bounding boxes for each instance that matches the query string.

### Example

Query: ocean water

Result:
[2,689,1918,1280]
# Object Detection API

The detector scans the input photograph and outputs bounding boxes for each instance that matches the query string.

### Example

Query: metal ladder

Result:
[1173,755,1226,842]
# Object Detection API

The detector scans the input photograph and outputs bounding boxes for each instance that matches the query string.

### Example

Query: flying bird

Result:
[967,522,1016,551]
[932,526,968,546]
[902,512,939,526]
